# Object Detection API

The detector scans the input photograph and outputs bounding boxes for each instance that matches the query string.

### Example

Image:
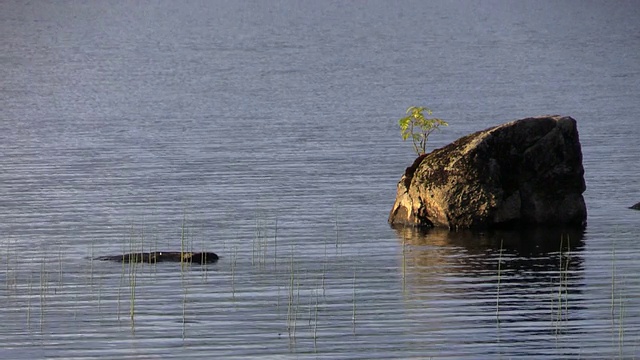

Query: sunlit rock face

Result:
[389,115,587,230]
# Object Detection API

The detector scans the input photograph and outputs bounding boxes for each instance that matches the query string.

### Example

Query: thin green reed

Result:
[334,205,340,254]
[96,267,103,318]
[275,216,280,311]
[73,292,78,321]
[352,267,357,335]
[609,227,626,358]
[496,238,503,325]
[554,236,563,337]
[287,244,297,341]
[58,241,63,286]
[90,239,95,287]
[129,259,137,333]
[5,237,20,291]
[611,236,616,317]
[182,276,188,340]
[618,276,626,358]
[39,255,46,333]
[201,232,208,280]
[262,216,269,269]
[295,269,301,338]
[313,281,320,345]
[563,235,571,320]
[274,215,278,272]
[252,211,271,269]
[27,272,33,331]
[5,239,9,290]
[181,214,187,271]
[128,222,138,333]
[402,230,407,294]
[231,245,238,303]
[553,235,572,337]
[117,234,127,322]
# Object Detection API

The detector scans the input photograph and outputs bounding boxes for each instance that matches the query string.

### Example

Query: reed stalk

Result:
[275,218,280,312]
[313,281,319,344]
[58,242,63,286]
[402,231,407,294]
[97,271,103,317]
[294,269,300,339]
[307,289,313,327]
[322,235,328,298]
[140,219,145,256]
[73,290,78,321]
[90,239,95,287]
[252,214,257,267]
[231,245,237,302]
[182,279,188,340]
[27,272,33,331]
[496,238,503,325]
[181,214,187,272]
[563,235,571,321]
[611,237,616,317]
[117,242,126,322]
[5,238,20,292]
[40,256,45,333]
[552,235,574,338]
[618,278,625,358]
[5,239,9,291]
[129,259,137,333]
[334,205,340,254]
[261,217,267,269]
[274,215,278,272]
[287,245,296,341]
[555,236,564,336]
[151,234,159,276]
[352,267,357,335]
[321,262,327,298]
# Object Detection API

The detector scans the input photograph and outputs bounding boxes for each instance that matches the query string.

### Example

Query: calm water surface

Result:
[1,1,639,359]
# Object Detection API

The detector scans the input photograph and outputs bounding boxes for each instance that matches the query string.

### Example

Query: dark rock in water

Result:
[96,251,219,264]
[631,202,640,210]
[389,115,587,229]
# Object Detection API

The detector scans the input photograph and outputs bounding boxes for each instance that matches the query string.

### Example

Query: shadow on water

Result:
[394,225,586,256]
[392,226,589,356]
[393,226,585,279]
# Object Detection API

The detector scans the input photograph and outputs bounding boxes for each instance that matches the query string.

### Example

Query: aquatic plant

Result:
[496,239,503,326]
[398,106,448,155]
[352,267,357,334]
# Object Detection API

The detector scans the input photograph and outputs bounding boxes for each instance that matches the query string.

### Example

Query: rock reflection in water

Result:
[393,226,587,355]
[394,226,585,273]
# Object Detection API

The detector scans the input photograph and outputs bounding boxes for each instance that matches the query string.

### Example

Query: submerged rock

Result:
[631,202,640,210]
[96,251,219,264]
[389,115,587,229]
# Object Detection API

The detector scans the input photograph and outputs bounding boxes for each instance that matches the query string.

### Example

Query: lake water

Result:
[1,0,639,358]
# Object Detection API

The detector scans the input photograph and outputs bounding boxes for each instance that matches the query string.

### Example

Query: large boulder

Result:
[388,115,587,230]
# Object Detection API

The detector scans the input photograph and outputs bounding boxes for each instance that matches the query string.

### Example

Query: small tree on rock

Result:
[398,106,448,156]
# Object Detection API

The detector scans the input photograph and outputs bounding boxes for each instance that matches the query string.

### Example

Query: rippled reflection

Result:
[392,226,587,357]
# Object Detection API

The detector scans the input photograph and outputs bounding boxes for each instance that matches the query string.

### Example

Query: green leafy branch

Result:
[398,106,448,155]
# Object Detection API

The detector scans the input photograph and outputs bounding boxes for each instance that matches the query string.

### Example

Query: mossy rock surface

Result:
[96,251,219,264]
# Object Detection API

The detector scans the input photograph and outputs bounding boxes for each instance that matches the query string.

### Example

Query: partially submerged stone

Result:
[389,115,587,229]
[631,202,640,210]
[96,251,219,264]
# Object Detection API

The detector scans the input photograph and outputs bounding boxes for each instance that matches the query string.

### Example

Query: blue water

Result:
[1,1,639,359]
